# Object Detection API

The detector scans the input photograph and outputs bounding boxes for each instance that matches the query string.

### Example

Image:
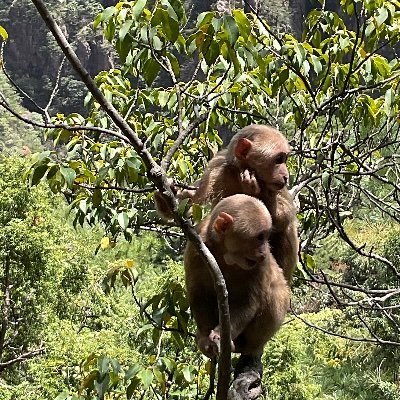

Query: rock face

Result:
[1,0,301,114]
[1,0,113,114]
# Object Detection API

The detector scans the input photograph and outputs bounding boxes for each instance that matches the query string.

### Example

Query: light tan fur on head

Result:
[206,194,273,270]
[226,125,290,165]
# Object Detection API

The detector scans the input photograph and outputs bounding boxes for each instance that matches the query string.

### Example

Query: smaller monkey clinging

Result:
[184,194,290,376]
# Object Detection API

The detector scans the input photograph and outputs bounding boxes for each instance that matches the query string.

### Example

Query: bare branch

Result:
[29,1,232,397]
[290,306,400,346]
[0,347,45,373]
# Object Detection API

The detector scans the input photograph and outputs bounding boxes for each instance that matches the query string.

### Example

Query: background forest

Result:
[0,0,400,399]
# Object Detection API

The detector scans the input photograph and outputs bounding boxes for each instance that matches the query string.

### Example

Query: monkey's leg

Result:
[228,353,263,400]
[234,353,263,378]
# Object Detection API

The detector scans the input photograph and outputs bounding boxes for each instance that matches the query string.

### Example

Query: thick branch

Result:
[29,1,232,397]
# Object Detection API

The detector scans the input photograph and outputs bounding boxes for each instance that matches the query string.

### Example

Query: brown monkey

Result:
[155,125,298,281]
[191,125,298,283]
[184,194,289,366]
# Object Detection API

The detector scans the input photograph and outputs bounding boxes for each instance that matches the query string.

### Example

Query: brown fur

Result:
[184,194,290,357]
[192,125,299,283]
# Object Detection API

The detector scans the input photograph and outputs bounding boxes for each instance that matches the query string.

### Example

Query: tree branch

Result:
[29,1,232,397]
[0,347,45,373]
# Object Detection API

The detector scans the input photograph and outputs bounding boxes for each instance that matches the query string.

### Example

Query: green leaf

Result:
[191,204,203,223]
[92,189,102,207]
[158,91,169,107]
[138,368,153,389]
[133,0,146,19]
[182,365,193,382]
[293,42,306,67]
[126,377,141,398]
[223,15,239,46]
[118,212,129,230]
[310,54,322,75]
[196,11,215,27]
[54,391,69,400]
[142,58,161,85]
[101,6,117,23]
[178,198,190,216]
[125,364,141,381]
[99,355,110,374]
[31,165,48,186]
[60,166,76,187]
[94,375,110,399]
[204,40,219,66]
[165,0,187,24]
[161,11,179,42]
[119,20,133,41]
[376,7,389,27]
[305,253,316,270]
[177,158,188,176]
[232,9,251,39]
[278,68,289,85]
[166,52,180,77]
[385,88,395,107]
[0,25,8,41]
[79,199,88,214]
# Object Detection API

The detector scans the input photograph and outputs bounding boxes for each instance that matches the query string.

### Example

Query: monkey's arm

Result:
[229,302,259,341]
[211,300,258,344]
[269,222,299,283]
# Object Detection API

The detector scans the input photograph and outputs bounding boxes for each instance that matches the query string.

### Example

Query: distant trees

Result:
[0,158,59,374]
[1,0,400,398]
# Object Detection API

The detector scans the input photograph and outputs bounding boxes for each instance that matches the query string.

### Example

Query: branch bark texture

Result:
[30,0,232,397]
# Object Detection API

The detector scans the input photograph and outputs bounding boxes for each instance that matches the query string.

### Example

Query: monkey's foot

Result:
[197,329,220,357]
[234,354,263,378]
[227,370,262,400]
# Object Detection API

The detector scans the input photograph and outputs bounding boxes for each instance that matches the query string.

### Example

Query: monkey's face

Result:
[211,194,273,270]
[250,147,289,192]
[222,229,270,270]
[235,135,290,192]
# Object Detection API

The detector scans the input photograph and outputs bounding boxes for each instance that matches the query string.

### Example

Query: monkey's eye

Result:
[257,232,266,241]
[256,230,269,241]
[275,153,287,164]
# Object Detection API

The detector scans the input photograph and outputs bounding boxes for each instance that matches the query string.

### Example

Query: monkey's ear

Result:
[235,138,252,160]
[213,212,234,233]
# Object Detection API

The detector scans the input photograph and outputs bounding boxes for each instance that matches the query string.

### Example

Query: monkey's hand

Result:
[197,329,221,357]
[240,169,261,196]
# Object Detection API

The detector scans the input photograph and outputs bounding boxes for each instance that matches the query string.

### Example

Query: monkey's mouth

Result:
[245,258,258,268]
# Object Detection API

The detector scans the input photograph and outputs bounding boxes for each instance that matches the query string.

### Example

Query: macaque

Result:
[184,194,290,370]
[155,124,299,282]
[193,126,299,284]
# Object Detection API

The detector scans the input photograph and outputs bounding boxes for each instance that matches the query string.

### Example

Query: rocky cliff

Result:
[0,0,307,114]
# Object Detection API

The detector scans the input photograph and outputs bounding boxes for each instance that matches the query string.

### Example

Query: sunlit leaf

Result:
[138,368,153,389]
[223,15,239,46]
[0,25,8,41]
[101,237,110,249]
[118,212,129,230]
[60,166,76,187]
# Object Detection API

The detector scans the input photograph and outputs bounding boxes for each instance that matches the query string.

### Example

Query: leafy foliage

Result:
[0,73,42,154]
[2,0,400,398]
[26,0,400,249]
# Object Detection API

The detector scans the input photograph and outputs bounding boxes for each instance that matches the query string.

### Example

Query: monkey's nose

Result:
[256,252,267,262]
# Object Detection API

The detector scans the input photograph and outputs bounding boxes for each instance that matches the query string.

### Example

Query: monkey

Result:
[184,194,290,376]
[198,125,298,283]
[155,124,299,283]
